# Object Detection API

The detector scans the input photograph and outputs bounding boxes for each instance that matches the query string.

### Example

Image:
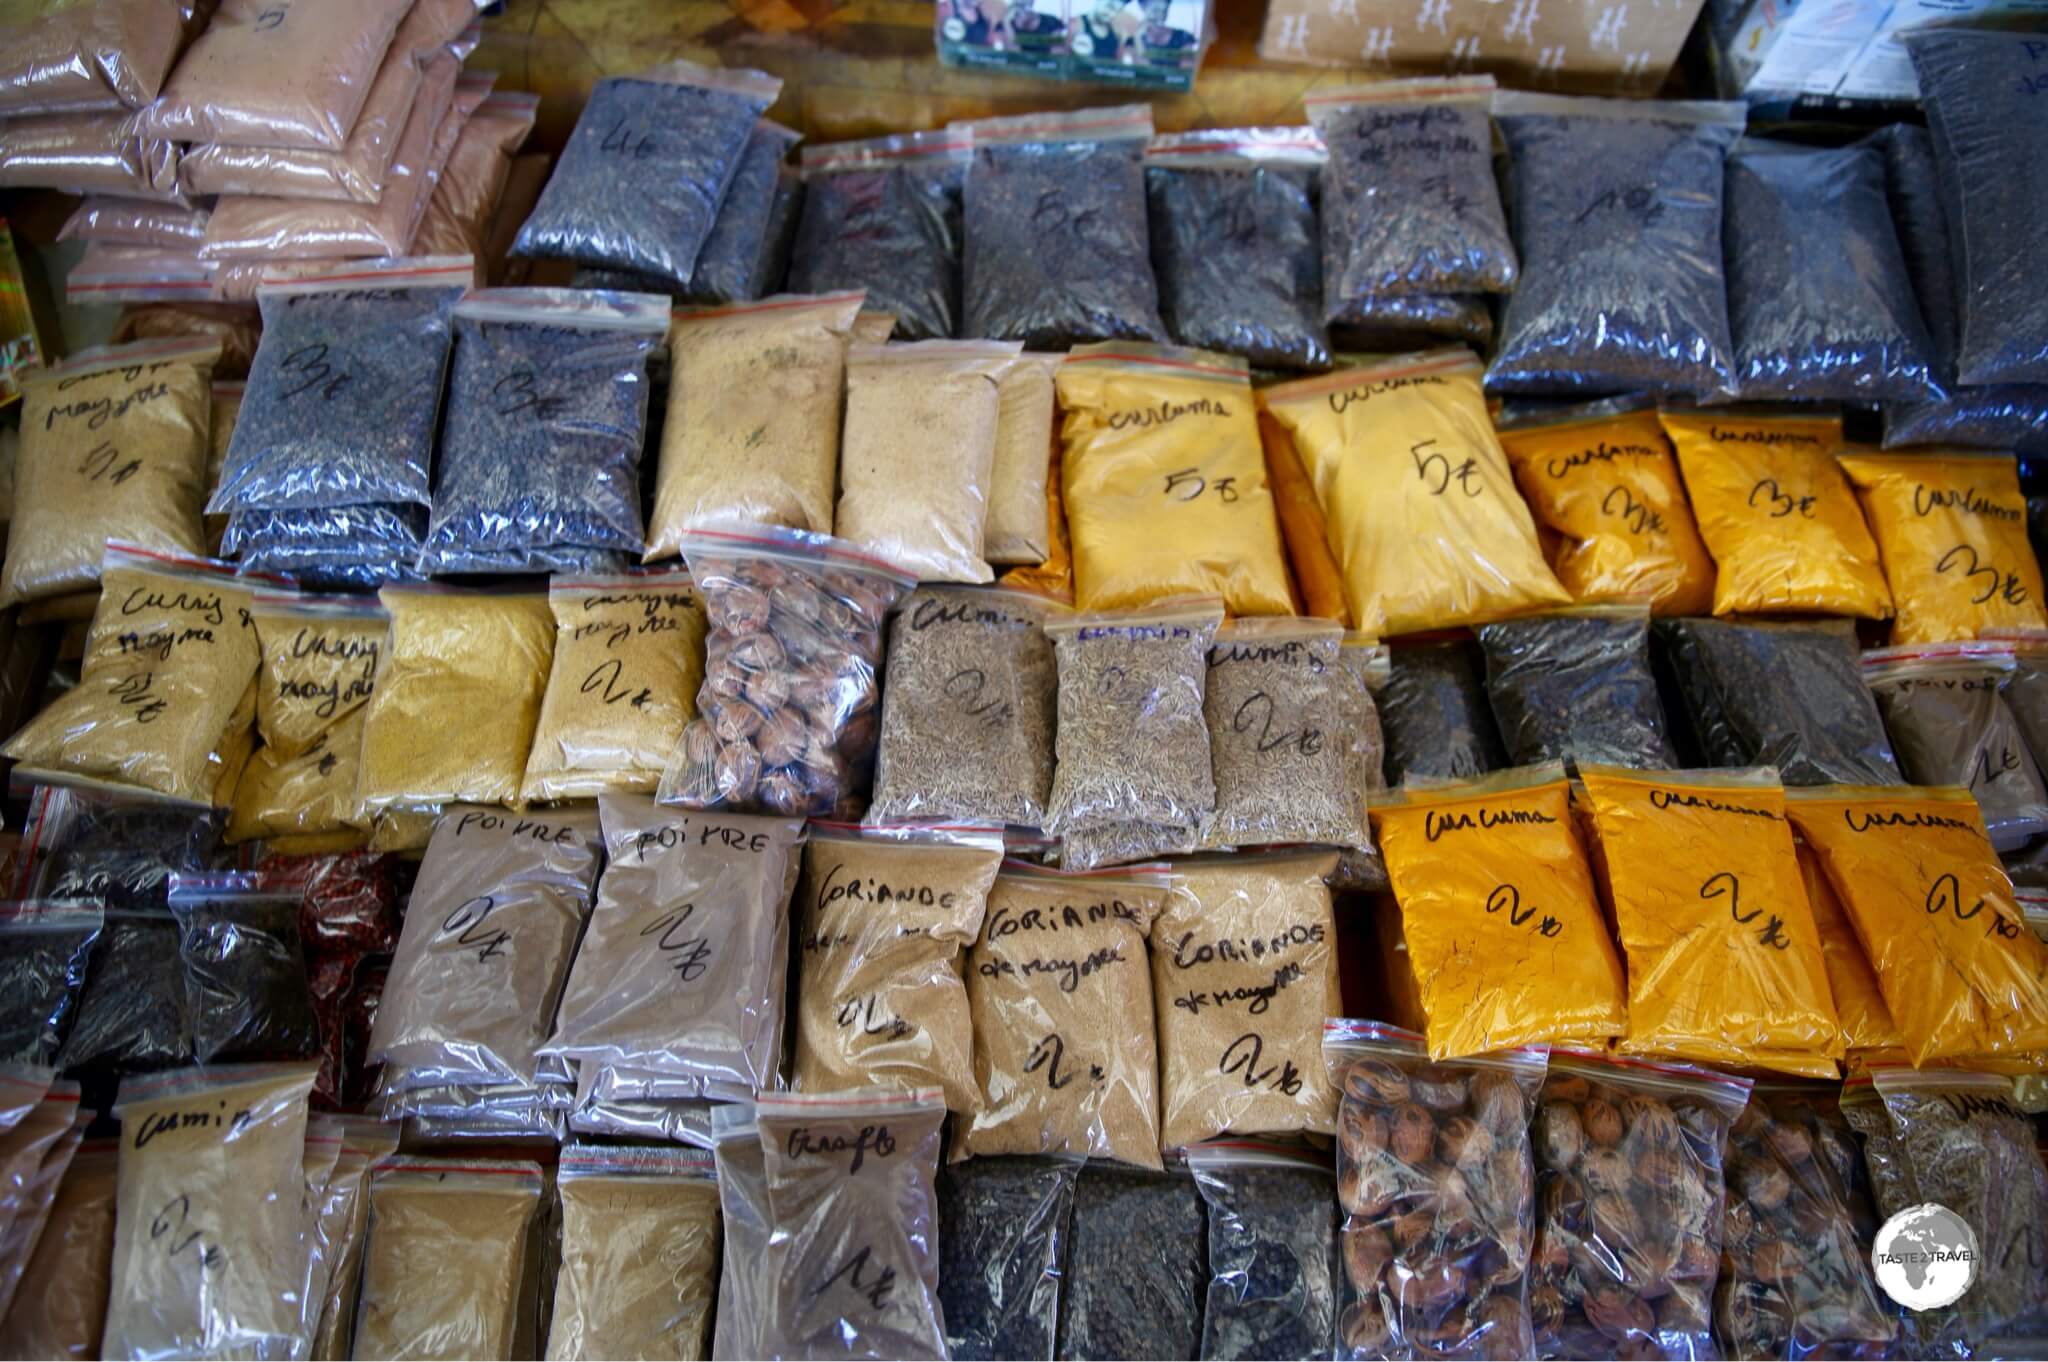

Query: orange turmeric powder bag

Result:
[1784,785,2048,1065]
[1257,409,1343,624]
[1371,764,1628,1059]
[1795,839,1904,1059]
[1579,765,1844,1077]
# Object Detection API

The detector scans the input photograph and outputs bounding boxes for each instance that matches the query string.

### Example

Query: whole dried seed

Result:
[1477,611,1679,770]
[790,136,965,341]
[0,909,101,1066]
[1194,1156,1339,1362]
[1056,1164,1206,1361]
[171,887,320,1063]
[937,1155,1079,1362]
[1202,621,1364,850]
[59,911,195,1074]
[1377,639,1509,786]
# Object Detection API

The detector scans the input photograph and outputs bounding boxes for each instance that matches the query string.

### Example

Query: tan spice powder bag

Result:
[309,1118,403,1361]
[0,1140,116,1361]
[2,338,215,607]
[792,826,1002,1112]
[987,352,1059,566]
[1152,851,1342,1149]
[545,1146,721,1362]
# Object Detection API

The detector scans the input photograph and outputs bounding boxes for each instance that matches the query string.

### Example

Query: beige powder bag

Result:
[0,1082,81,1258]
[545,1145,721,1362]
[0,1109,89,1320]
[0,1139,117,1361]
[987,352,1059,565]
[204,379,241,553]
[308,1117,402,1361]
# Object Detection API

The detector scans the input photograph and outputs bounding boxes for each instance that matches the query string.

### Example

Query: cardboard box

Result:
[1717,0,2048,104]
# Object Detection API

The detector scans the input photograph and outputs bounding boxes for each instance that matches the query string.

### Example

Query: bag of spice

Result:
[957,861,1168,1167]
[1260,411,1346,625]
[1376,638,1510,786]
[1200,618,1364,851]
[985,353,1059,568]
[545,793,804,1102]
[1795,840,1906,1061]
[0,1139,116,1360]
[1838,451,2048,645]
[224,503,430,593]
[0,0,195,116]
[0,1081,79,1242]
[1579,766,1844,1077]
[1055,344,1292,616]
[1152,851,1341,1149]
[661,117,800,306]
[56,906,194,1075]
[369,806,603,1088]
[4,545,261,805]
[1371,766,1629,1059]
[0,1108,89,1325]
[1,339,214,607]
[788,130,968,341]
[545,1144,720,1362]
[1060,1163,1209,1360]
[869,586,1062,827]
[649,290,865,546]
[709,1103,772,1360]
[656,526,911,818]
[1496,398,1716,616]
[1784,785,2048,1065]
[211,259,467,515]
[0,111,184,201]
[108,305,260,385]
[1261,350,1570,638]
[937,1155,1080,1362]
[1142,127,1330,371]
[354,1155,544,1360]
[166,872,319,1064]
[413,91,540,266]
[304,1115,401,1360]
[1326,1020,1545,1361]
[1330,635,1391,891]
[420,288,665,574]
[1659,406,1894,620]
[58,197,209,249]
[1487,94,1742,398]
[102,1063,318,1360]
[353,585,554,816]
[1181,1142,1336,1362]
[836,340,1020,582]
[0,903,102,1067]
[1526,1051,1752,1361]
[1863,643,2048,848]
[520,571,707,803]
[790,823,1001,1112]
[1478,607,1679,770]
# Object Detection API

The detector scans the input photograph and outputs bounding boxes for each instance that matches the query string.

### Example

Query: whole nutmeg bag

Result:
[1324,1019,1547,1362]
[1526,1051,1752,1361]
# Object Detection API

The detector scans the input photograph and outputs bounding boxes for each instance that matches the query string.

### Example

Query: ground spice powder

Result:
[987,353,1059,566]
[354,1157,543,1361]
[547,1148,720,1362]
[0,1142,115,1360]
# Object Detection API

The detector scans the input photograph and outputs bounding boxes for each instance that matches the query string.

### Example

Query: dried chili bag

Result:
[1488,95,1742,399]
[959,104,1168,350]
[1261,350,1569,638]
[938,1155,1080,1362]
[0,903,101,1067]
[1863,643,2048,848]
[546,1144,721,1362]
[1376,638,1510,786]
[1189,1142,1339,1362]
[1326,1019,1545,1362]
[167,873,318,1064]
[1371,767,1628,1059]
[513,61,781,288]
[1478,607,1679,770]
[1579,766,1844,1077]
[1785,785,2048,1065]
[789,130,967,341]
[1057,1161,1207,1362]
[1143,127,1330,371]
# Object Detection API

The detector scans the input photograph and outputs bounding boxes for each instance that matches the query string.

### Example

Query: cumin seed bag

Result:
[546,1145,721,1362]
[1261,349,1569,638]
[1863,643,2048,849]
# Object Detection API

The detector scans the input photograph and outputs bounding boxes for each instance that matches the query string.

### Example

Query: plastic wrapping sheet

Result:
[167,874,319,1064]
[0,0,195,116]
[1056,1161,1207,1361]
[790,130,967,340]
[546,1145,720,1361]
[1188,1143,1339,1362]
[683,118,802,304]
[0,110,183,200]
[1863,644,2048,851]
[0,904,102,1066]
[1477,608,1679,770]
[937,1156,1079,1362]
[513,61,780,288]
[1487,95,1742,398]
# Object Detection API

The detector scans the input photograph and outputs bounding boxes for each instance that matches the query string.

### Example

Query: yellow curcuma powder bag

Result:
[1784,785,2048,1065]
[1260,348,1569,638]
[1795,839,1905,1060]
[1579,765,1844,1077]
[1837,450,2048,645]
[1659,406,1893,620]
[1055,342,1294,616]
[1497,398,1715,616]
[1370,764,1629,1059]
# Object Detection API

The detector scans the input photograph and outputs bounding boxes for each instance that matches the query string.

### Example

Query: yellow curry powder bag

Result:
[1055,343,1293,616]
[1579,765,1844,1077]
[1784,786,2048,1065]
[1498,399,1715,616]
[1796,840,1904,1059]
[4,544,259,804]
[1257,410,1341,623]
[1837,451,2048,645]
[1260,348,1569,638]
[353,586,553,816]
[1659,407,1893,619]
[1371,764,1629,1059]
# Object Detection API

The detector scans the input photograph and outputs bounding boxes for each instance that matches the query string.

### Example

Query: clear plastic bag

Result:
[1057,1160,1207,1361]
[115,303,260,381]
[64,243,212,304]
[56,908,194,1074]
[167,872,318,1064]
[1201,618,1365,850]
[987,352,1058,567]
[1488,94,1742,398]
[1143,127,1330,370]
[1331,635,1390,892]
[656,527,912,818]
[0,1106,87,1324]
[0,110,183,200]
[57,197,207,249]
[710,1103,772,1362]
[0,903,102,1067]
[789,130,968,341]
[960,104,1167,350]
[683,118,801,304]
[512,60,781,288]
[368,805,603,1087]
[546,1145,720,1362]
[937,1155,1080,1362]
[544,792,804,1102]
[754,1088,949,1361]
[1376,639,1510,787]
[1724,138,1941,402]
[1189,1141,1339,1362]
[1477,606,1680,770]
[0,0,196,116]
[414,91,540,265]
[0,1138,117,1360]
[226,502,428,589]
[1864,643,2048,849]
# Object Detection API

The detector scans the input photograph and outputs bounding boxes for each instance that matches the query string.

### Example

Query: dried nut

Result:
[1340,1106,1390,1162]
[1657,1286,1710,1336]
[1438,1116,1495,1167]
[1623,1096,1682,1150]
[1735,1157,1792,1210]
[1588,1191,1642,1251]
[1391,1104,1437,1164]
[1342,1298,1391,1352]
[1541,1172,1588,1235]
[1750,1238,1798,1283]
[1478,1291,1530,1360]
[1635,1149,1687,1198]
[1674,1236,1719,1284]
[1816,1124,1859,1191]
[1535,1102,1585,1169]
[1528,1283,1567,1336]
[1579,1147,1633,1196]
[1347,1059,1412,1105]
[1582,1099,1625,1147]
[1340,1158,1400,1219]
[1583,1284,1655,1342]
[1471,1070,1525,1132]
[1723,1198,1758,1248]
[1548,1074,1592,1103]
[1395,1260,1469,1320]
[1767,1121,1814,1167]
[1392,1207,1439,1253]
[1411,1066,1470,1111]
[1344,1225,1392,1291]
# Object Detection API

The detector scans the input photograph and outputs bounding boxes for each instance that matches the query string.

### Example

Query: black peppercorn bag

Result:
[1488,94,1743,399]
[0,903,102,1067]
[1376,638,1510,787]
[166,872,318,1063]
[1057,1161,1208,1361]
[221,502,427,591]
[420,289,667,575]
[1722,138,1941,403]
[1142,127,1330,371]
[57,907,195,1074]
[1477,606,1680,770]
[937,1155,1081,1362]
[1187,1141,1339,1362]
[512,60,781,290]
[686,118,801,305]
[15,778,226,915]
[789,130,969,342]
[959,104,1168,351]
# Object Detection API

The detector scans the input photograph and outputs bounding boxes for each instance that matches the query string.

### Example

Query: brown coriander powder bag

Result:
[545,1145,721,1362]
[0,1109,89,1321]
[791,824,1002,1113]
[3,544,261,804]
[1152,850,1343,1149]
[2,338,215,606]
[0,1139,116,1361]
[353,1156,544,1361]
[102,1063,318,1360]
[958,861,1169,1169]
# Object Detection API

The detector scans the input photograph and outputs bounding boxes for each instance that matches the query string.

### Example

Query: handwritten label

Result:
[1546,440,1660,479]
[1575,184,1664,226]
[835,993,912,1041]
[78,440,142,486]
[439,895,512,963]
[1601,483,1666,536]
[452,808,581,844]
[630,817,770,858]
[1913,484,2023,522]
[942,667,1013,728]
[785,1122,896,1174]
[1748,477,1818,519]
[150,1195,225,1272]
[1162,467,1240,502]
[1935,544,2031,606]
[1325,372,1446,416]
[1485,883,1562,938]
[1412,438,1481,497]
[1700,871,1791,950]
[1228,691,1323,757]
[599,120,658,159]
[810,1246,895,1310]
[1926,872,2025,942]
[1423,802,1557,842]
[1219,1032,1304,1095]
[108,671,167,724]
[278,343,352,402]
[491,370,568,421]
[1025,1031,1104,1089]
[639,903,714,983]
[1106,395,1231,431]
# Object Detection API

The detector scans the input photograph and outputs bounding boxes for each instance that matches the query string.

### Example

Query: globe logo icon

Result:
[1871,1203,1980,1311]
